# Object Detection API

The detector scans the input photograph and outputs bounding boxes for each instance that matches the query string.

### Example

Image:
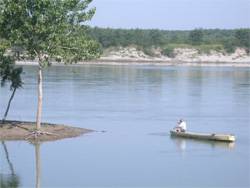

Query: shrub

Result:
[223,40,236,54]
[162,46,175,57]
[189,29,203,45]
[142,47,155,56]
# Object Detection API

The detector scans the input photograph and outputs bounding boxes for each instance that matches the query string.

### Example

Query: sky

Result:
[88,0,250,30]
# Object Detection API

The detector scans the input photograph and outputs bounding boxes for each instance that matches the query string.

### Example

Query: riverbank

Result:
[15,47,250,67]
[16,60,250,67]
[99,47,250,64]
[0,120,93,142]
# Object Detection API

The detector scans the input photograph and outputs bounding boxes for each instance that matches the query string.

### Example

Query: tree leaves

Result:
[0,0,100,65]
[0,55,23,90]
[189,29,203,45]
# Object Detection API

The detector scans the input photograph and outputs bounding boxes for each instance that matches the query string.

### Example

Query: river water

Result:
[0,64,249,187]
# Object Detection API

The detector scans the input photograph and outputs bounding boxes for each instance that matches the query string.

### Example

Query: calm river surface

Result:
[0,64,250,187]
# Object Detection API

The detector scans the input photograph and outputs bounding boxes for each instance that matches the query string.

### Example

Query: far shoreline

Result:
[16,59,250,67]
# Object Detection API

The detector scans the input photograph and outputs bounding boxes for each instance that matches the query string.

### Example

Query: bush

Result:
[189,29,203,45]
[223,40,236,53]
[162,46,175,57]
[235,29,250,48]
[142,47,155,56]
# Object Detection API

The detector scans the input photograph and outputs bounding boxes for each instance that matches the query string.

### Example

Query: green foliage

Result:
[88,27,250,56]
[0,55,23,90]
[0,38,23,121]
[140,47,155,56]
[189,29,203,45]
[162,46,175,57]
[235,29,250,48]
[195,44,224,54]
[50,28,101,63]
[87,27,169,48]
[0,0,100,65]
[163,43,193,50]
[223,40,236,53]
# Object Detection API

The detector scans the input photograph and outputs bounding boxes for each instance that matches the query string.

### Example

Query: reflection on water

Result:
[170,136,235,152]
[173,137,187,152]
[0,174,19,188]
[34,143,41,188]
[0,142,20,188]
[1,142,15,175]
[0,141,41,188]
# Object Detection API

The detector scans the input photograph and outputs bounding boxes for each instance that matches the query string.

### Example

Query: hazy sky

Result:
[89,0,250,30]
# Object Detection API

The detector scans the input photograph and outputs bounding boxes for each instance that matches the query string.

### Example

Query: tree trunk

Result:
[2,87,17,122]
[36,65,43,130]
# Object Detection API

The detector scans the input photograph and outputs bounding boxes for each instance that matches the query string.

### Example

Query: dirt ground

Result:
[0,120,93,142]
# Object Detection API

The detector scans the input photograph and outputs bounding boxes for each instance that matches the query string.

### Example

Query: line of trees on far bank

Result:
[87,27,250,56]
[1,27,249,60]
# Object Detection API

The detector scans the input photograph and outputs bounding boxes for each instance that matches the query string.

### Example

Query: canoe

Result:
[170,130,235,142]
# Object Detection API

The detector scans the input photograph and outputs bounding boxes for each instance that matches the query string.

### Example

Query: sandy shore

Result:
[0,120,93,142]
[11,47,250,67]
[98,47,250,66]
[16,60,250,67]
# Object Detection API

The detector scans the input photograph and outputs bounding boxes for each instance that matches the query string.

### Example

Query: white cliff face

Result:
[101,46,250,63]
[174,48,199,62]
[101,46,171,61]
[195,48,250,63]
[101,47,148,60]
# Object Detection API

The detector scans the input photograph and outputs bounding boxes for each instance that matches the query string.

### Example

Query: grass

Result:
[195,44,224,54]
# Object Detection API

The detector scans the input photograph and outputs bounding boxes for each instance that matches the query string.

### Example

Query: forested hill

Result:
[87,27,250,55]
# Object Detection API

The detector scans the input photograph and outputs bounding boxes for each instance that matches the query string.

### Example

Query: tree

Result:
[0,0,100,133]
[148,29,165,46]
[0,39,23,122]
[222,40,236,53]
[235,29,250,49]
[0,57,23,122]
[189,29,203,45]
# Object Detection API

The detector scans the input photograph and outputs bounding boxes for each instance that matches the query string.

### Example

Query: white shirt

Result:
[178,121,187,131]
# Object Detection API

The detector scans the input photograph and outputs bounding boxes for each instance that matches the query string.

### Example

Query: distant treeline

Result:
[87,27,250,56]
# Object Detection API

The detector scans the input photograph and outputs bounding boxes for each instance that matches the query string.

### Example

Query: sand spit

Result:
[0,120,93,142]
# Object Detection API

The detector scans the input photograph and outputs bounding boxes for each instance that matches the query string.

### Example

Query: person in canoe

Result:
[174,119,187,132]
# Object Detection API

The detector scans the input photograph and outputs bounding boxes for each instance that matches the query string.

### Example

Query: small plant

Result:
[162,46,175,57]
[142,47,155,56]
